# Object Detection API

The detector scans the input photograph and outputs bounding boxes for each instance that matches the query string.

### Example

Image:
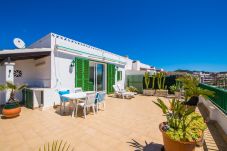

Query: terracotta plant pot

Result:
[159,122,197,151]
[143,89,155,96]
[155,90,168,97]
[2,102,21,118]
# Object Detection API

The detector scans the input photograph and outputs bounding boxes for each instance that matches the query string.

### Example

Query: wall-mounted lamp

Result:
[70,60,76,67]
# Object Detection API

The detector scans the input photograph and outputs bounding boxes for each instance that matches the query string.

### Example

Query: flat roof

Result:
[0,48,52,62]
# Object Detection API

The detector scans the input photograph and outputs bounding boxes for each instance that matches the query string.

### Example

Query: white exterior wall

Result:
[125,58,133,70]
[14,56,51,87]
[54,35,127,66]
[51,51,76,91]
[132,61,140,71]
[13,56,51,103]
[132,61,151,71]
[29,34,53,49]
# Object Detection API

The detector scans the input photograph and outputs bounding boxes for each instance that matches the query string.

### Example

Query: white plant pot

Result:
[155,90,168,97]
[143,89,155,96]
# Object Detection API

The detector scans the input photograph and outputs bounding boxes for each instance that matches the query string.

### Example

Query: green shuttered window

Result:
[75,58,90,91]
[107,64,116,94]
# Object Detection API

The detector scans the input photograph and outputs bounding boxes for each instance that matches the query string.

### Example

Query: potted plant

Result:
[177,75,214,106]
[0,82,27,118]
[170,80,182,99]
[155,72,168,97]
[143,72,155,96]
[153,98,207,151]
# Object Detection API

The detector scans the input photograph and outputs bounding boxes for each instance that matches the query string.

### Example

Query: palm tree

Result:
[0,82,27,103]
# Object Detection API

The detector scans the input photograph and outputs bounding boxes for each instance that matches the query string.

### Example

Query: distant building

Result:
[125,58,157,75]
[193,72,216,85]
[216,72,227,89]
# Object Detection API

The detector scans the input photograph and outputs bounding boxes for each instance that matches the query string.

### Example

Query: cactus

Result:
[162,73,166,89]
[144,72,150,89]
[152,74,156,89]
[157,73,162,89]
[156,72,166,90]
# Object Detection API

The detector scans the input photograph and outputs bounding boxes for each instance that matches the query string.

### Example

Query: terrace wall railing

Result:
[199,83,227,115]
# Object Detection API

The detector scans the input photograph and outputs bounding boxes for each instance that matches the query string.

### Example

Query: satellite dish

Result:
[13,38,26,49]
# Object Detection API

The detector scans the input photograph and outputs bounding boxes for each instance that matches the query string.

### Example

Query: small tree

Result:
[144,72,150,89]
[0,82,27,103]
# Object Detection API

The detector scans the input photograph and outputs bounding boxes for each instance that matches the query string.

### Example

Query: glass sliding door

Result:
[96,64,105,91]
[89,62,106,92]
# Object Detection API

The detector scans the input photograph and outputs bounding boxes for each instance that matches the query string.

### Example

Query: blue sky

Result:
[0,0,226,71]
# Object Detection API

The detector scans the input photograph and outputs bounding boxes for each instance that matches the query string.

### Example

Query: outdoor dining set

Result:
[58,88,106,118]
[58,84,135,118]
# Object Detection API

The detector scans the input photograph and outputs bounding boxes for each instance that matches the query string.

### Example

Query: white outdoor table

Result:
[62,92,87,117]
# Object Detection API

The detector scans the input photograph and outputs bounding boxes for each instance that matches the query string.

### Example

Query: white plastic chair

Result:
[75,93,96,118]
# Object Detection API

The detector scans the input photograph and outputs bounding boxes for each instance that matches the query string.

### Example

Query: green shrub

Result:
[126,86,138,92]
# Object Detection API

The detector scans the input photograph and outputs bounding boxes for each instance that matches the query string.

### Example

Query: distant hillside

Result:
[174,69,206,74]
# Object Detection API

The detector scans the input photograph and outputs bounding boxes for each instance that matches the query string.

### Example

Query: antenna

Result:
[13,38,26,49]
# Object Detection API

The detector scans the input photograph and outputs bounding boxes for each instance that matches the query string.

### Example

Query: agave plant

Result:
[0,82,27,103]
[153,98,206,142]
[39,140,74,151]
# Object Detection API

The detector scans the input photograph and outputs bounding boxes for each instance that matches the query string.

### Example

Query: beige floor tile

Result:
[0,95,226,151]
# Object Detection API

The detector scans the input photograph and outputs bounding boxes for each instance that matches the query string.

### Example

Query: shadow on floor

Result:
[127,139,164,151]
[54,104,97,118]
[198,103,227,151]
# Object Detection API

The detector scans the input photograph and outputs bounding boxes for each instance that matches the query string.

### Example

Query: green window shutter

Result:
[75,58,83,88]
[107,64,116,94]
[83,59,89,91]
[75,58,90,91]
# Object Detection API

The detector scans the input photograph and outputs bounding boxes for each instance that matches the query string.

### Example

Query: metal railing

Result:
[199,83,227,115]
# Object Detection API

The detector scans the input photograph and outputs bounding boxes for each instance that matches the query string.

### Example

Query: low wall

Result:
[199,96,227,134]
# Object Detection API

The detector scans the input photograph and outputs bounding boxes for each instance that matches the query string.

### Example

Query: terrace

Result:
[0,95,227,151]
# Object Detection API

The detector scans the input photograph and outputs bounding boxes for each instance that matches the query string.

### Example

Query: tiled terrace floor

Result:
[0,95,226,151]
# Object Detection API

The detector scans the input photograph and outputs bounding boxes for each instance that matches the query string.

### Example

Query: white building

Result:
[0,33,153,108]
